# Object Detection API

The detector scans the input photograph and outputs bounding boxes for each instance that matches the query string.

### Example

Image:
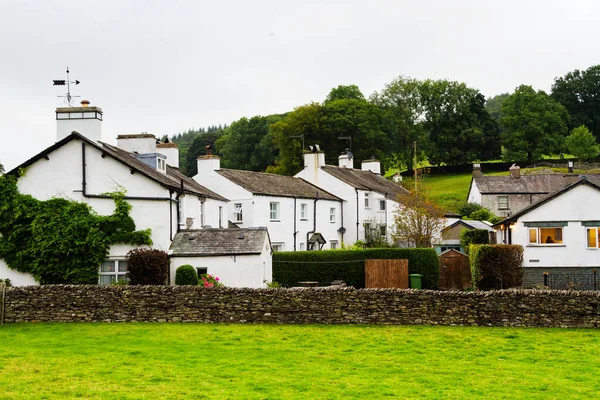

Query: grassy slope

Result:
[1,324,600,399]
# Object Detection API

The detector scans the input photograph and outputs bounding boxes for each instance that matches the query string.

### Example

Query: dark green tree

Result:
[419,80,501,165]
[501,85,570,161]
[0,160,4,174]
[485,93,510,134]
[551,65,600,138]
[324,84,365,103]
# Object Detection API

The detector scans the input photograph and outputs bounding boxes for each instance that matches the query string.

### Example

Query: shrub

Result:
[126,248,169,285]
[458,202,483,218]
[175,265,198,285]
[273,248,439,289]
[470,244,524,290]
[0,278,12,287]
[199,274,223,288]
[460,229,490,250]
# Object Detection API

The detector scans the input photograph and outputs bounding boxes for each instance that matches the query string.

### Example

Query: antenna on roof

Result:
[53,66,81,106]
[337,135,352,152]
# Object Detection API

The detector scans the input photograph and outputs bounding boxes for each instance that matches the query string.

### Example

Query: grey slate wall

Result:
[3,286,600,328]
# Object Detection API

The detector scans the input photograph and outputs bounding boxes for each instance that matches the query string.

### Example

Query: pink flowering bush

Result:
[199,274,223,288]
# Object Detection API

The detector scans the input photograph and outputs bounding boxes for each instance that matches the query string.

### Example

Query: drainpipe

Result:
[293,197,297,251]
[340,201,344,244]
[355,188,360,242]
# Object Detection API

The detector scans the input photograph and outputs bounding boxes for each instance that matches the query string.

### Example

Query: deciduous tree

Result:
[393,190,446,248]
[565,125,600,162]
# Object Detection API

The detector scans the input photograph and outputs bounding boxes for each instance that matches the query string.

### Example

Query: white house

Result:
[493,176,600,287]
[194,154,344,251]
[169,228,272,288]
[295,149,408,246]
[0,101,233,286]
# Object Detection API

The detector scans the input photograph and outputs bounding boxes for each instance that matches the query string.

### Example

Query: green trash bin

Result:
[409,274,422,289]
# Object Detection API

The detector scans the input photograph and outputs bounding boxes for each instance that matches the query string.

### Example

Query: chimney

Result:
[117,133,157,154]
[156,141,179,168]
[197,154,221,176]
[303,146,325,171]
[361,157,381,174]
[568,160,574,174]
[472,164,483,178]
[338,148,354,169]
[56,100,103,142]
[510,164,520,179]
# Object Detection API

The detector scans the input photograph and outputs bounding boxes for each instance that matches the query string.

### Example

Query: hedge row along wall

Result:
[273,249,440,289]
[3,286,600,328]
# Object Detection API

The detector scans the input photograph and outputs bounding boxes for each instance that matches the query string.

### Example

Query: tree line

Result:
[171,64,600,176]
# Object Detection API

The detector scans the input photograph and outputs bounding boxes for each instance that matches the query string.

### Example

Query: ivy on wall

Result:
[0,174,152,284]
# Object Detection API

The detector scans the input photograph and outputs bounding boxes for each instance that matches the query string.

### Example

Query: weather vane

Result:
[53,66,80,106]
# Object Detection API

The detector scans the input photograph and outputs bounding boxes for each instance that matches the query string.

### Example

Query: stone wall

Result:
[3,285,600,328]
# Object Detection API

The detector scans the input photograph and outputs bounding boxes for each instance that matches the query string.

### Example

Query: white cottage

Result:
[295,149,407,246]
[194,154,344,251]
[169,228,272,288]
[493,176,600,287]
[0,101,230,286]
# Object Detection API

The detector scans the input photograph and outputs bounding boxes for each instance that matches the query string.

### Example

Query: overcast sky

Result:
[1,0,599,171]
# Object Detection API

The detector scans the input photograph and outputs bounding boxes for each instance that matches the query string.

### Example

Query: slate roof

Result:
[472,174,600,194]
[217,169,341,201]
[445,220,493,232]
[7,132,227,202]
[321,166,409,200]
[170,228,269,257]
[494,176,600,226]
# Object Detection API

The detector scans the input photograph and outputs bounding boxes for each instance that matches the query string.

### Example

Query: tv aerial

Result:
[53,66,81,106]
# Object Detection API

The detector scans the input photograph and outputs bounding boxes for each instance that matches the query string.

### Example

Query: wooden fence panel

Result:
[365,259,409,288]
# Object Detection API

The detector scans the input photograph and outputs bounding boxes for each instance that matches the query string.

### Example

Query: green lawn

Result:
[1,324,600,399]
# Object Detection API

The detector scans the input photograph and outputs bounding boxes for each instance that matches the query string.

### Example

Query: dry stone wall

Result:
[3,285,600,328]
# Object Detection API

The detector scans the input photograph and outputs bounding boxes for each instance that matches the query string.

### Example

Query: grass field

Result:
[1,324,600,399]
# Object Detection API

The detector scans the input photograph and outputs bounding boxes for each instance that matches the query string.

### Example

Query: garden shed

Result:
[438,249,471,290]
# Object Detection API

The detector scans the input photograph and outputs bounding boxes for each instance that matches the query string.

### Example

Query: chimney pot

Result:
[81,100,90,107]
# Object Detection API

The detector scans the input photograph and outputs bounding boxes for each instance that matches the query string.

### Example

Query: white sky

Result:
[1,0,599,171]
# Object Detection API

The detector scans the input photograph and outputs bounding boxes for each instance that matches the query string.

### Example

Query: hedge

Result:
[273,248,439,289]
[460,229,489,250]
[470,244,524,290]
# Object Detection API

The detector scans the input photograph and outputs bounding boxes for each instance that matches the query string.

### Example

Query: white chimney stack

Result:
[338,149,354,169]
[157,141,179,168]
[197,155,221,175]
[56,100,102,142]
[117,133,157,154]
[361,158,381,174]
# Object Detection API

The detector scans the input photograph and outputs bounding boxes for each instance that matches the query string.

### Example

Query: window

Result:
[330,240,338,250]
[178,197,185,227]
[196,267,208,276]
[364,222,371,233]
[299,243,305,251]
[300,203,308,220]
[587,228,600,248]
[379,225,386,237]
[218,206,223,228]
[157,158,166,171]
[528,227,563,244]
[272,243,284,252]
[498,196,509,210]
[99,260,128,285]
[379,200,386,211]
[364,193,370,209]
[330,208,336,223]
[234,203,243,222]
[270,202,280,221]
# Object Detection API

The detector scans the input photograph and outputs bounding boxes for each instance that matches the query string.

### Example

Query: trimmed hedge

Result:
[273,248,439,289]
[126,248,168,285]
[460,229,489,250]
[470,244,524,290]
[175,265,198,285]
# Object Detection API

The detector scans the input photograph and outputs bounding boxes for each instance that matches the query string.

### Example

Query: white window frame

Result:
[270,202,280,221]
[330,240,338,250]
[99,260,128,285]
[300,203,308,220]
[157,158,166,171]
[330,207,336,223]
[364,193,370,209]
[299,243,305,251]
[379,225,387,237]
[218,206,223,228]
[498,196,509,210]
[528,227,563,245]
[272,242,284,252]
[586,227,599,248]
[379,199,386,211]
[178,197,185,228]
[200,202,205,227]
[234,203,243,223]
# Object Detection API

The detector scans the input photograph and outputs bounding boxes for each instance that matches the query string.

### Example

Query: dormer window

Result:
[157,158,166,172]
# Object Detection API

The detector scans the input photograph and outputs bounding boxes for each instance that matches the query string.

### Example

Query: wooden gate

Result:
[365,259,409,288]
[438,249,471,290]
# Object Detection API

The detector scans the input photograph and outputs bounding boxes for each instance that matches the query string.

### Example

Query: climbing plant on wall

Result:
[0,174,152,284]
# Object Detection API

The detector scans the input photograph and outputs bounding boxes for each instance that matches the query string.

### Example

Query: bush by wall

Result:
[175,265,198,285]
[273,248,439,289]
[126,249,169,285]
[460,229,490,250]
[470,244,524,290]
